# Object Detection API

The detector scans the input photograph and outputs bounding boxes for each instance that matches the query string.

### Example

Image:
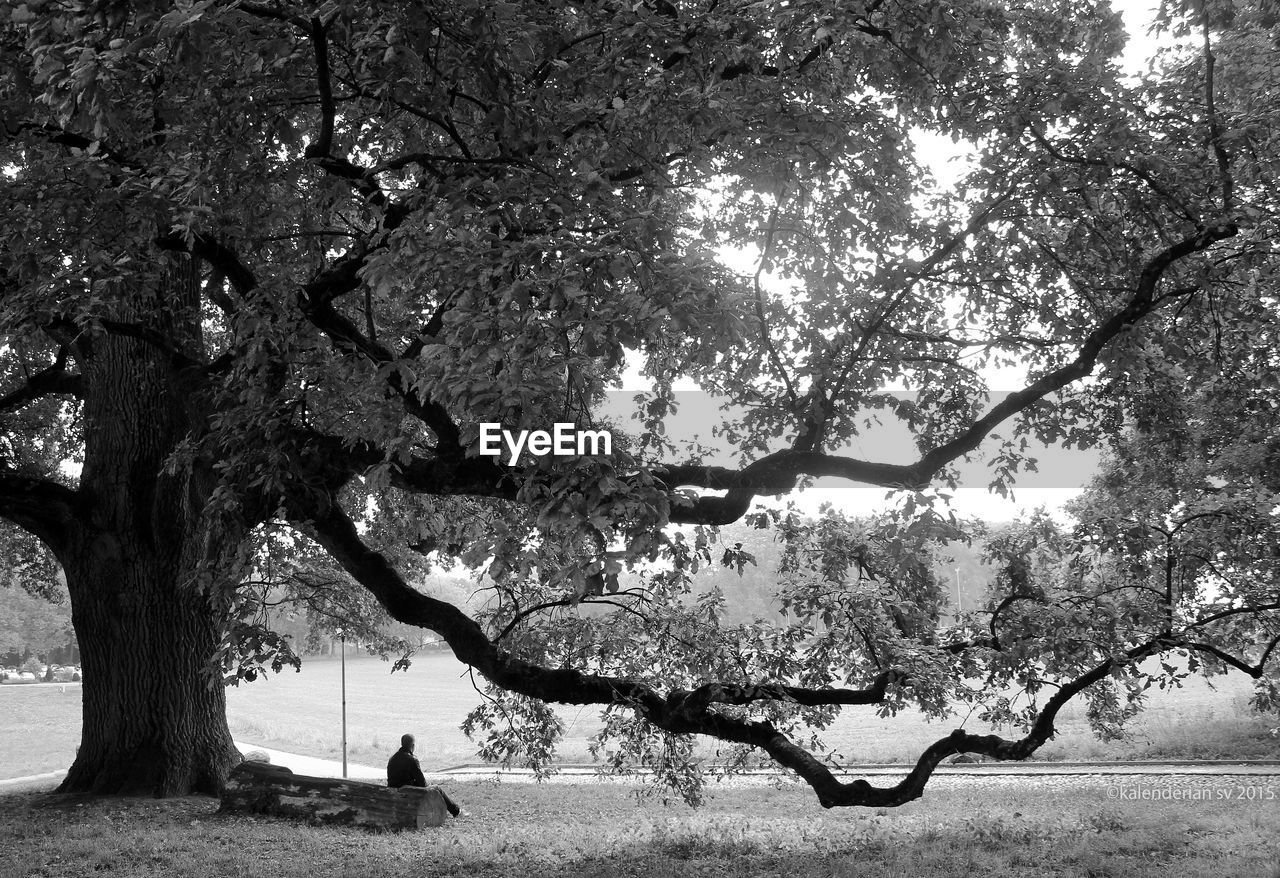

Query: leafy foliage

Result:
[2,0,1279,803]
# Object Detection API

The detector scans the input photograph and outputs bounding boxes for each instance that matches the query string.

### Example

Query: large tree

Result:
[1,0,1276,802]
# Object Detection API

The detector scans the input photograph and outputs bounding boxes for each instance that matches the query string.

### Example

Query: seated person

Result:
[387,733,462,817]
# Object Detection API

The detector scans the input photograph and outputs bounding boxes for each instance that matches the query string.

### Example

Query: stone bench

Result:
[219,761,449,830]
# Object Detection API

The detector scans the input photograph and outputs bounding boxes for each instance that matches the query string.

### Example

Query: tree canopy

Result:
[1,0,1278,802]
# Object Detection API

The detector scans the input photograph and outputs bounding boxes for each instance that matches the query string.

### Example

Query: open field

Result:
[2,652,1278,781]
[2,775,1278,877]
[230,652,1280,767]
[0,685,87,780]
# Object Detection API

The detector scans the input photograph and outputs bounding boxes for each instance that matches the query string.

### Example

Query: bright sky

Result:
[611,0,1167,524]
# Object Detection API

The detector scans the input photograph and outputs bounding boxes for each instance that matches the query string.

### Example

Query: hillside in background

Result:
[672,520,999,626]
[2,517,1003,661]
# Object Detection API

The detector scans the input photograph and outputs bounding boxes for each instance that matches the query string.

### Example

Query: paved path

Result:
[0,771,68,792]
[0,743,382,791]
[427,760,1280,784]
[234,743,384,780]
[5,752,1278,792]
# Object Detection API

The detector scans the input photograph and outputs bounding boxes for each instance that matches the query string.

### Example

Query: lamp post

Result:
[336,628,348,779]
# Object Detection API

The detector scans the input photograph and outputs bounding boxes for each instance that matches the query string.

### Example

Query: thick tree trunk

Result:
[56,263,242,796]
[59,539,240,795]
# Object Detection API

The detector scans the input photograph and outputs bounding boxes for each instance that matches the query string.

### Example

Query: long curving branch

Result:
[296,216,1239,527]
[297,496,1182,807]
[11,122,147,173]
[294,216,1237,522]
[653,220,1239,524]
[0,468,78,551]
[0,355,82,413]
[1185,635,1280,679]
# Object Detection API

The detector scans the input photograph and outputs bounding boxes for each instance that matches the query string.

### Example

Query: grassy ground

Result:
[0,685,85,779]
[1,775,1278,877]
[2,652,1278,781]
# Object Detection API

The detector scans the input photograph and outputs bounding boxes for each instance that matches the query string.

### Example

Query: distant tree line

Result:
[0,575,75,669]
[0,641,80,670]
[4,523,995,670]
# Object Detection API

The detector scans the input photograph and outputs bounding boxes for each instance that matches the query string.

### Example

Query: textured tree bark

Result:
[58,536,240,795]
[220,762,449,830]
[55,262,241,796]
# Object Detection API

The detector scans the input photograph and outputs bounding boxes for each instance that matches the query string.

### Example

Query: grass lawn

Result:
[0,686,87,779]
[2,652,1278,781]
[1,775,1278,877]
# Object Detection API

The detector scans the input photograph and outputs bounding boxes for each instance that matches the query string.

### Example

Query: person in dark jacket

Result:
[387,733,461,817]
